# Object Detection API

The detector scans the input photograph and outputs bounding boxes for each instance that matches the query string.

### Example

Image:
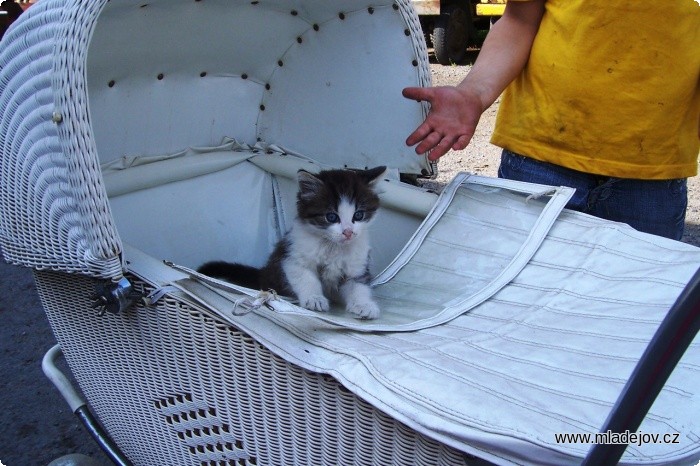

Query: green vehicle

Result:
[413,0,505,64]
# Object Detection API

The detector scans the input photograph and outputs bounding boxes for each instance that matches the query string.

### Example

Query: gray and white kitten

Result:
[199,166,385,319]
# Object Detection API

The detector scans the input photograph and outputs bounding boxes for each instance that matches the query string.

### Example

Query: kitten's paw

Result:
[301,294,329,312]
[347,300,380,320]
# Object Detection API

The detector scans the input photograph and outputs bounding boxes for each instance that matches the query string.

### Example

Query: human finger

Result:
[414,131,443,155]
[452,134,473,151]
[406,120,435,147]
[427,137,455,161]
[402,86,434,103]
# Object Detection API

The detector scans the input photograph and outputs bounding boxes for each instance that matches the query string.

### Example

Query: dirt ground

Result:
[427,61,700,248]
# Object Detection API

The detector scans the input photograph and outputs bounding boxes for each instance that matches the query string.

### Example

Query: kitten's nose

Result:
[342,228,354,240]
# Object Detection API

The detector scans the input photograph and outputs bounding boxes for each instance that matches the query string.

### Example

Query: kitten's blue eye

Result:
[353,211,365,222]
[325,212,339,223]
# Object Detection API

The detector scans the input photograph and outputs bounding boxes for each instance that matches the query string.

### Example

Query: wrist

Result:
[455,79,493,114]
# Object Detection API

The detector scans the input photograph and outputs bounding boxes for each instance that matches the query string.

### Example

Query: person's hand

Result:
[403,85,484,161]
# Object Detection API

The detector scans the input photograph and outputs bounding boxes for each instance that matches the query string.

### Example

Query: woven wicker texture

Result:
[0,0,123,278]
[36,269,472,466]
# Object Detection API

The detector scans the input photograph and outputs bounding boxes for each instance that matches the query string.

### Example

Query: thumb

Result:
[402,86,434,103]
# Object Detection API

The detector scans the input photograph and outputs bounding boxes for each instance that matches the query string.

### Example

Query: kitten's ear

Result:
[360,166,387,186]
[297,170,324,200]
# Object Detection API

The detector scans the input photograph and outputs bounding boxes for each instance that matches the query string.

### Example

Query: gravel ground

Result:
[426,61,700,247]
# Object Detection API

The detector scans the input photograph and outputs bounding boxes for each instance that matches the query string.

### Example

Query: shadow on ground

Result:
[0,253,111,466]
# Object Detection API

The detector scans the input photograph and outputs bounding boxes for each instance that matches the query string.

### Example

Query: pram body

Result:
[1,1,699,465]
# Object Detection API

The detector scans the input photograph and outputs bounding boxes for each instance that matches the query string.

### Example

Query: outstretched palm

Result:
[403,85,484,161]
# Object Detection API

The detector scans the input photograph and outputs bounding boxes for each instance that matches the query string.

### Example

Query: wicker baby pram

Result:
[1,1,699,465]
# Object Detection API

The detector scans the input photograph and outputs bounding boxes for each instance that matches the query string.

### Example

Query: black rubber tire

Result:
[431,7,472,65]
[432,15,452,65]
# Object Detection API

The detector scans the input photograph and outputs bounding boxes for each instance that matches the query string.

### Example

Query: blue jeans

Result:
[497,150,687,240]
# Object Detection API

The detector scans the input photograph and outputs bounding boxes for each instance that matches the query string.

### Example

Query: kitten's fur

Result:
[199,166,385,319]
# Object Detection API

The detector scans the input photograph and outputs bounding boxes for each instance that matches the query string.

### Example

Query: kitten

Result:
[199,166,386,320]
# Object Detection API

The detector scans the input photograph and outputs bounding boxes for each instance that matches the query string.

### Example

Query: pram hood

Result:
[0,0,432,278]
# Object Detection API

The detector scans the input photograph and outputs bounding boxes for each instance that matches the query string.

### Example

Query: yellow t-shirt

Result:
[491,0,700,179]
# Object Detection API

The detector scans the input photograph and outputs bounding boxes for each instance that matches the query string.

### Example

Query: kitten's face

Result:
[296,167,385,244]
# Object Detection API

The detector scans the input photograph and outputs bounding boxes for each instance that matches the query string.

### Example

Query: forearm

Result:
[458,0,546,111]
[402,1,546,159]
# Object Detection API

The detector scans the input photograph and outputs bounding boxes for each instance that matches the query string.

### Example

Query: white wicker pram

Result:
[1,1,699,465]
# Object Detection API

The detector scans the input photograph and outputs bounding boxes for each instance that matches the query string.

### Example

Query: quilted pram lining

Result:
[102,138,433,275]
[103,139,573,330]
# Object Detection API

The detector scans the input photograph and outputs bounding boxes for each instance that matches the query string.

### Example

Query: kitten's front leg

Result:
[340,280,380,320]
[283,262,329,312]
